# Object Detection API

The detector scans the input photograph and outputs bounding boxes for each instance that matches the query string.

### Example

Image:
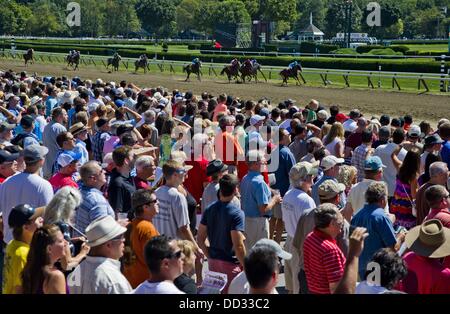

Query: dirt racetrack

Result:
[1,59,449,124]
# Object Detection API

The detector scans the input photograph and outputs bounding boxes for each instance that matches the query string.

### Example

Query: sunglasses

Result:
[166,250,182,260]
[175,169,187,175]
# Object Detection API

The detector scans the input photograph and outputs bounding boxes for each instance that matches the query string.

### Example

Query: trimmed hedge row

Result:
[9,41,145,51]
[14,39,212,46]
[390,40,448,45]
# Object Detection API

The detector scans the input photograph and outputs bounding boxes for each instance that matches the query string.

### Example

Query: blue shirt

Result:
[271,145,296,196]
[441,140,450,169]
[74,185,115,236]
[351,204,397,279]
[46,96,58,117]
[240,171,271,218]
[200,200,245,263]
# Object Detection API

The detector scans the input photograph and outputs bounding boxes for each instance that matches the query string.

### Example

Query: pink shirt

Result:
[213,103,228,122]
[425,208,450,228]
[103,136,120,156]
[402,252,450,294]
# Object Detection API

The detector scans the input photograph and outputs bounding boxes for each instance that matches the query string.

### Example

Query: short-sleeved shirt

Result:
[200,200,245,263]
[240,171,271,218]
[75,186,115,236]
[153,186,190,239]
[347,179,389,215]
[351,204,397,278]
[303,229,346,294]
[271,145,296,196]
[2,240,29,294]
[123,218,159,288]
[425,208,450,228]
[441,140,450,168]
[214,131,244,166]
[282,188,316,237]
[402,252,450,294]
[49,172,79,192]
[351,143,370,182]
[184,156,211,203]
[108,168,136,213]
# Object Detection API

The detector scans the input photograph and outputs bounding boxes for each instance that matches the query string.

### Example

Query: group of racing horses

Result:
[22,49,304,85]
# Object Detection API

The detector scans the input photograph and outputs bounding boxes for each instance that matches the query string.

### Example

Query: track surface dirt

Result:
[1,59,449,124]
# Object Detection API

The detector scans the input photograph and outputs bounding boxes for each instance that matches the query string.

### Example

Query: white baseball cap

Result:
[320,155,344,171]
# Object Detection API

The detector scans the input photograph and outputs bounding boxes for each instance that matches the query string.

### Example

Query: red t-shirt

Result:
[402,252,450,294]
[184,156,211,203]
[303,229,346,294]
[133,176,150,190]
[213,102,228,122]
[49,172,78,192]
[425,208,450,228]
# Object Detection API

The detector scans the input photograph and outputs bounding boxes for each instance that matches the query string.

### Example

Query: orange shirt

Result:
[214,131,244,166]
[123,218,159,288]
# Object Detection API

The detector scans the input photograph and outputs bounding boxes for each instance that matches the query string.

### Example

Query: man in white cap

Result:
[402,124,424,152]
[0,145,53,245]
[282,161,317,294]
[311,155,345,206]
[48,150,82,192]
[247,115,268,151]
[229,238,292,294]
[68,215,132,294]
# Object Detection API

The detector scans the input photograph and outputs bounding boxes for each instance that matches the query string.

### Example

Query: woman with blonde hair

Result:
[43,186,90,271]
[321,124,332,140]
[174,240,197,294]
[22,225,68,294]
[323,122,345,158]
[337,165,358,196]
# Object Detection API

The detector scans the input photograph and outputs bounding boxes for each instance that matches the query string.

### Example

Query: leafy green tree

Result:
[135,0,177,37]
[104,0,141,36]
[325,0,362,38]
[26,0,66,36]
[210,0,251,26]
[0,0,32,35]
[176,0,201,32]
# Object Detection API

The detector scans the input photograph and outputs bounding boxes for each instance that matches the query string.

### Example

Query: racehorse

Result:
[23,49,34,67]
[280,64,304,86]
[221,60,241,83]
[66,52,80,70]
[240,61,267,83]
[135,57,149,73]
[183,62,202,82]
[107,54,122,72]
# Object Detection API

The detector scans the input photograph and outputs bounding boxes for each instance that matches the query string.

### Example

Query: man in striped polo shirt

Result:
[75,161,115,236]
[303,203,346,294]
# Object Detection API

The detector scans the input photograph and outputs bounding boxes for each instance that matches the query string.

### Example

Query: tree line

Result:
[0,0,449,39]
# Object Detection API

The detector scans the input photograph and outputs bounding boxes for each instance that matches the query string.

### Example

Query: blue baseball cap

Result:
[364,156,386,171]
[115,99,125,107]
[57,150,82,167]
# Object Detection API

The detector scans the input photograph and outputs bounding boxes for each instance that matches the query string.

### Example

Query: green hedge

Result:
[390,40,448,45]
[356,45,384,53]
[13,39,212,46]
[364,48,403,56]
[9,41,145,51]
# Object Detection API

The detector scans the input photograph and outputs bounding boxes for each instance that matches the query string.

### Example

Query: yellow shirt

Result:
[2,240,29,294]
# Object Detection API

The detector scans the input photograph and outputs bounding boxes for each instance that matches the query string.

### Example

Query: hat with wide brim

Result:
[405,219,450,259]
[86,215,127,248]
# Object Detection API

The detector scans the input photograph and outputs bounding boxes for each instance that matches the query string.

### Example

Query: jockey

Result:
[192,57,200,66]
[288,60,299,69]
[139,54,148,61]
[230,58,238,67]
[250,58,257,66]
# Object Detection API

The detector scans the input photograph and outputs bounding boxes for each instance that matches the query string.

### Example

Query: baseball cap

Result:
[115,99,125,107]
[0,121,16,133]
[259,108,270,118]
[424,134,444,146]
[318,180,346,199]
[364,156,386,171]
[30,96,42,106]
[116,124,134,137]
[57,151,82,167]
[0,150,19,164]
[20,115,34,129]
[8,204,45,228]
[250,115,265,126]
[289,161,319,182]
[206,160,228,177]
[320,155,344,171]
[408,125,421,138]
[253,238,292,260]
[335,113,349,123]
[23,145,48,163]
